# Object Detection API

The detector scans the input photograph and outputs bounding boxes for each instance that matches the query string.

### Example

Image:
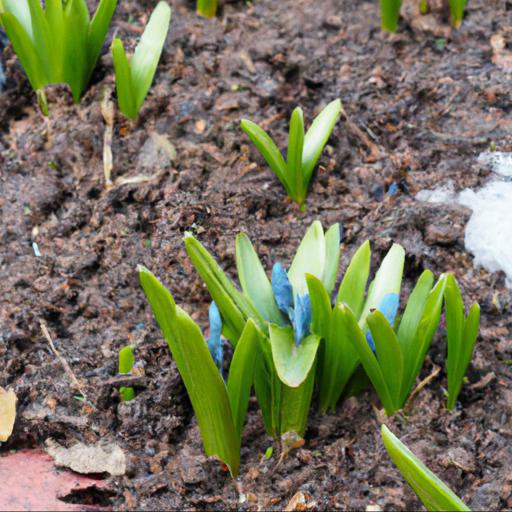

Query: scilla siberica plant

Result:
[0,0,117,114]
[139,221,479,474]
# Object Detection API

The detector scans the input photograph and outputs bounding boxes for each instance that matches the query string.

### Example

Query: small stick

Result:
[40,321,88,401]
[101,89,114,189]
[405,365,441,412]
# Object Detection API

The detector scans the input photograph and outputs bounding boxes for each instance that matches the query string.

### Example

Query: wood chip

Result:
[0,388,16,442]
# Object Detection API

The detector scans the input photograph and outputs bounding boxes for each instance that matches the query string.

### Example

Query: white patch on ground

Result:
[416,152,512,287]
[477,151,512,177]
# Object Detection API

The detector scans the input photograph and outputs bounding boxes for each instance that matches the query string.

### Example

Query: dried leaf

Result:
[46,439,126,476]
[0,388,17,442]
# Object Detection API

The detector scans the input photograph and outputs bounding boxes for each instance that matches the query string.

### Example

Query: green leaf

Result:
[88,0,118,79]
[112,37,137,119]
[130,1,171,113]
[302,99,342,185]
[286,107,305,205]
[359,243,405,327]
[235,233,285,325]
[184,233,265,344]
[380,0,402,32]
[280,366,316,437]
[196,0,217,17]
[63,0,90,102]
[399,273,446,405]
[26,0,53,80]
[322,223,341,295]
[310,273,359,412]
[448,0,466,28]
[288,220,326,296]
[240,119,289,194]
[367,310,403,407]
[118,345,134,374]
[340,304,396,415]
[0,12,46,90]
[336,240,371,318]
[269,325,320,388]
[445,275,479,410]
[227,319,260,438]
[44,0,65,81]
[381,425,470,511]
[138,266,240,476]
[0,0,32,38]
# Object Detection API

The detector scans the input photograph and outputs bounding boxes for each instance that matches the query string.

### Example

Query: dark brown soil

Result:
[1,0,511,510]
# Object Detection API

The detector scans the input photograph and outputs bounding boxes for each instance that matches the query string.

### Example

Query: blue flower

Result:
[271,262,312,346]
[272,262,294,316]
[366,293,400,352]
[292,293,312,346]
[207,301,224,375]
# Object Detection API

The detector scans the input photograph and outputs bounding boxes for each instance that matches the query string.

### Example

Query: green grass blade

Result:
[139,266,240,476]
[340,304,396,414]
[287,107,305,205]
[130,1,171,114]
[302,99,342,185]
[227,319,260,438]
[88,0,117,79]
[235,233,285,325]
[112,37,137,119]
[197,0,217,17]
[322,223,341,295]
[288,221,325,296]
[367,310,403,408]
[184,233,266,344]
[336,240,371,318]
[381,425,470,511]
[63,0,90,102]
[269,325,320,388]
[240,119,289,194]
[449,0,467,28]
[118,345,135,401]
[380,0,402,32]
[399,274,446,405]
[0,12,46,90]
[359,243,405,327]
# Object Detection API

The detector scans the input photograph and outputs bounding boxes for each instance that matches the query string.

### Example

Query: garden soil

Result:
[1,0,511,510]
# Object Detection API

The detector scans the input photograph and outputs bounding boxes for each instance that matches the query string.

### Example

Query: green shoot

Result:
[444,274,480,410]
[118,345,135,402]
[337,256,447,415]
[196,0,217,18]
[419,0,428,14]
[448,0,467,28]
[381,425,470,511]
[112,1,171,120]
[0,0,118,114]
[241,99,342,210]
[139,266,259,476]
[380,0,402,32]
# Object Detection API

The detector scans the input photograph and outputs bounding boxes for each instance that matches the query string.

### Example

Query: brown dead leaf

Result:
[46,439,126,476]
[0,388,16,442]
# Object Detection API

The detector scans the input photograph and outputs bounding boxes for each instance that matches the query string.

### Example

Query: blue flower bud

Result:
[292,294,312,346]
[207,301,224,374]
[366,293,400,352]
[271,262,294,317]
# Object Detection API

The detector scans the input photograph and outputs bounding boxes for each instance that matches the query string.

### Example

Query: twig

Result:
[405,364,441,412]
[40,321,88,402]
[101,89,114,189]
